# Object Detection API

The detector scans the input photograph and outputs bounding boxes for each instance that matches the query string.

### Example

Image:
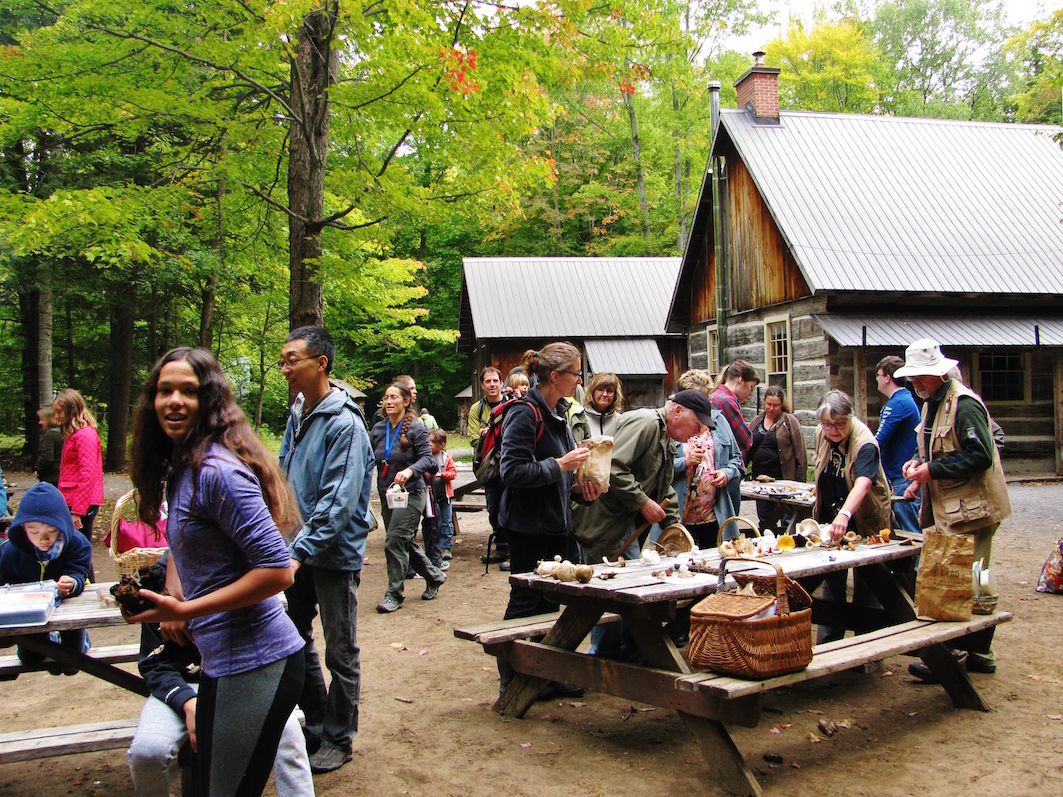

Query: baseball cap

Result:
[672,390,716,429]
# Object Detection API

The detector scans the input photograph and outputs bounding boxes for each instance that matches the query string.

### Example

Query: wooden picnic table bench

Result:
[0,718,141,765]
[0,642,139,679]
[457,536,1013,796]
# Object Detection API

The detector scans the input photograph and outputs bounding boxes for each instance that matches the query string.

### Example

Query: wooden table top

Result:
[740,479,816,507]
[511,537,921,606]
[0,584,128,638]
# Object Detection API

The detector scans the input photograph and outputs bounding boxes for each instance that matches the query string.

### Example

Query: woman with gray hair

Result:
[813,390,893,643]
[813,390,891,541]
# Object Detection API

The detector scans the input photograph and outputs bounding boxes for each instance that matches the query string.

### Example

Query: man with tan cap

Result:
[894,338,1010,680]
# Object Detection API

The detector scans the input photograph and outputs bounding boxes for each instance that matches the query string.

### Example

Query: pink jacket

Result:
[59,426,105,515]
[436,451,457,499]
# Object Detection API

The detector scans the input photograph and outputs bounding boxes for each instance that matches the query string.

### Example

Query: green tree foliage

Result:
[767,16,884,113]
[1007,8,1063,124]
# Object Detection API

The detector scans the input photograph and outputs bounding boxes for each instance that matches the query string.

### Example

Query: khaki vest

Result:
[916,380,1011,534]
[814,417,892,535]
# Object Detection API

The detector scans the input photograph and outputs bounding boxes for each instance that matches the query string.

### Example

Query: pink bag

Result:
[104,517,168,553]
[1036,538,1063,594]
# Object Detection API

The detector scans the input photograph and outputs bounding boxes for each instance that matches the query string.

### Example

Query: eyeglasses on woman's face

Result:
[821,419,849,431]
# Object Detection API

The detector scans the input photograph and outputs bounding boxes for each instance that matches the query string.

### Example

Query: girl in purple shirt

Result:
[126,347,307,797]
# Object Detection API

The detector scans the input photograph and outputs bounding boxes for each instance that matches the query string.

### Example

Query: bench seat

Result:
[0,719,139,765]
[455,610,622,647]
[676,611,1012,700]
[0,643,140,679]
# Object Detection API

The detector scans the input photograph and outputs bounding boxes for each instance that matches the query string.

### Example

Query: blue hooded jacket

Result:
[0,482,93,595]
[281,387,375,571]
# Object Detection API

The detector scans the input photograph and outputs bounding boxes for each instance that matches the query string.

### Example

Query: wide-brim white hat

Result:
[893,338,958,378]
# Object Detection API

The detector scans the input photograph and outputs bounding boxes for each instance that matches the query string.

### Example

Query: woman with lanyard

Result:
[371,381,446,614]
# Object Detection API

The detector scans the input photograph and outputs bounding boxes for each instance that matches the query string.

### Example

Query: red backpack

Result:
[472,397,543,489]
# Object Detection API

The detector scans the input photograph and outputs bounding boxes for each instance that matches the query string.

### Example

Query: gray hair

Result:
[817,390,853,422]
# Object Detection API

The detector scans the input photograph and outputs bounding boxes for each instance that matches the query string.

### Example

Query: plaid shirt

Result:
[711,385,753,452]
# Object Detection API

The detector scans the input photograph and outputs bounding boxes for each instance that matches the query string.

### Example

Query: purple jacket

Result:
[166,444,302,678]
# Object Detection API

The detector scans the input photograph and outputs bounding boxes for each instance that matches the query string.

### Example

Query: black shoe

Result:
[481,552,508,564]
[537,681,585,701]
[965,657,997,674]
[499,562,511,572]
[908,662,938,683]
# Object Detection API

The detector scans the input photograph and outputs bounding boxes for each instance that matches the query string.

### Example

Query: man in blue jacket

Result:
[280,326,375,775]
[874,355,920,531]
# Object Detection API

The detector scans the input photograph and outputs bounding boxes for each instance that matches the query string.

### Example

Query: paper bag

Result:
[915,530,974,621]
[575,435,613,493]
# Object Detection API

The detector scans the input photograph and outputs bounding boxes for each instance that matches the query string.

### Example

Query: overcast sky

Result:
[726,0,1063,56]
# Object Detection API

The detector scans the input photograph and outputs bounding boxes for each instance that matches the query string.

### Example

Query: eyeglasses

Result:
[277,356,316,370]
[558,370,582,378]
[821,420,849,431]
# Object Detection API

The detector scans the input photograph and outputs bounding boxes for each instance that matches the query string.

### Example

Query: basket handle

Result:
[716,515,761,547]
[716,556,791,614]
[110,489,138,558]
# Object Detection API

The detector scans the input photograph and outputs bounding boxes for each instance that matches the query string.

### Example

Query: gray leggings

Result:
[195,651,305,797]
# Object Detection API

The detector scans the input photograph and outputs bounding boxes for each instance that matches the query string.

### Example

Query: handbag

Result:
[1036,538,1063,594]
[914,530,974,621]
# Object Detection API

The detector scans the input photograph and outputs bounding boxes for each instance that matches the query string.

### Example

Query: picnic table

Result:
[456,536,1011,797]
[0,584,144,764]
[740,479,909,535]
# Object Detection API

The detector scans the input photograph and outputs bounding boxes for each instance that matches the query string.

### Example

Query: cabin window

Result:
[707,326,719,375]
[765,319,790,393]
[976,351,1027,403]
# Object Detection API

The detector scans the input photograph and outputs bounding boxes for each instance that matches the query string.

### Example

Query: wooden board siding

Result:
[690,225,717,324]
[727,157,811,313]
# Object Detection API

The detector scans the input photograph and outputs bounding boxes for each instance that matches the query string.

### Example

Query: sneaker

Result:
[442,549,453,561]
[309,744,352,774]
[537,681,585,701]
[376,596,403,613]
[499,562,511,572]
[440,561,450,571]
[481,552,508,564]
[422,572,446,600]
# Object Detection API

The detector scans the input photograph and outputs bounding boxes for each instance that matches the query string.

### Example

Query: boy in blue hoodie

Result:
[0,482,93,672]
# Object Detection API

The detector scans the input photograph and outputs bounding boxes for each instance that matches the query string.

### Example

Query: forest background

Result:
[0,0,1060,469]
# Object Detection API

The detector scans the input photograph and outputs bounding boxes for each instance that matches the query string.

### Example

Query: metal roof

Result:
[455,385,473,399]
[814,314,1063,347]
[719,109,1063,295]
[462,257,682,339]
[585,339,668,376]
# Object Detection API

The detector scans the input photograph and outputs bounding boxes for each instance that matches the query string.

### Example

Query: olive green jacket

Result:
[572,408,681,561]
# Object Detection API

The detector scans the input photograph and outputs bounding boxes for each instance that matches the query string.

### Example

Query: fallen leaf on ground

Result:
[807,734,821,744]
[389,642,405,649]
[418,650,428,656]
[780,722,792,729]
[818,719,838,737]
[1028,674,1042,681]
[1046,715,1063,720]
[806,709,825,715]
[520,742,532,749]
[838,720,851,729]
[791,763,802,769]
[908,712,919,717]
[569,702,585,708]
[395,696,413,704]
[883,671,894,677]
[770,727,781,735]
[763,752,783,764]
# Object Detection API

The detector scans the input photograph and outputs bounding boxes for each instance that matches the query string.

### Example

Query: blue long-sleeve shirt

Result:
[876,388,919,482]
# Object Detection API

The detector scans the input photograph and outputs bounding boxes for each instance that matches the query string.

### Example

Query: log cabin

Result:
[668,54,1063,474]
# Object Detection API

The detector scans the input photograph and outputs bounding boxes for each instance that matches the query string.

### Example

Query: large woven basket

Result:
[109,489,167,579]
[688,557,814,679]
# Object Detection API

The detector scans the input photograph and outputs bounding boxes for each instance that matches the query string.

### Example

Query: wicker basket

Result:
[109,489,167,579]
[688,557,814,679]
[715,515,761,547]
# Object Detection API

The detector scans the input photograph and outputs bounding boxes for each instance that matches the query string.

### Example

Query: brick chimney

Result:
[734,51,780,123]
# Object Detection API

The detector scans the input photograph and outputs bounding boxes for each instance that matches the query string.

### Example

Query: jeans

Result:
[437,497,454,550]
[17,628,88,669]
[586,535,639,658]
[286,565,362,753]
[891,477,921,532]
[127,687,312,797]
[381,490,444,602]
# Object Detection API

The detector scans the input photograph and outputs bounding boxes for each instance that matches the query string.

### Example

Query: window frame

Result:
[763,315,791,395]
[972,349,1031,405]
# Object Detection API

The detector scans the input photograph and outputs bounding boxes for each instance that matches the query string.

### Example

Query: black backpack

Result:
[473,396,543,489]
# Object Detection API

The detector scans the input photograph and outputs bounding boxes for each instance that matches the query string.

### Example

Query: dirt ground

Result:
[1,471,1061,797]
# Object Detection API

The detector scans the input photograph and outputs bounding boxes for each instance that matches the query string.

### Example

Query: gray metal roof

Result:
[462,257,682,339]
[585,339,668,376]
[814,314,1063,347]
[719,109,1063,294]
[455,385,473,399]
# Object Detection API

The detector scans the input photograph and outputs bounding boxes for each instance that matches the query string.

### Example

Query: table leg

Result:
[621,607,763,797]
[493,602,605,718]
[918,643,990,711]
[856,562,918,627]
[14,635,149,697]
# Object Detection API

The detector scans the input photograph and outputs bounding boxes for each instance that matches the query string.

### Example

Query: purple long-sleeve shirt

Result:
[166,444,303,678]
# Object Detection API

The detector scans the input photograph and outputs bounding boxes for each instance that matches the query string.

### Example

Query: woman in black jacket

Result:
[35,408,65,487]
[371,382,444,614]
[496,343,601,696]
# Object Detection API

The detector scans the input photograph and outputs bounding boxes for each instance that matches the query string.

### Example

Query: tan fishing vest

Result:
[916,379,1011,534]
[814,417,892,535]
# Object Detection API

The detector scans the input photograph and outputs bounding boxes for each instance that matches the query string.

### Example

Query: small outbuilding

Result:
[458,257,687,408]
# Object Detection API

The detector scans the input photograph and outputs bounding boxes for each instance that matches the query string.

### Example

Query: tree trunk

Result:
[20,279,40,458]
[622,85,652,254]
[38,271,53,409]
[65,299,75,384]
[288,5,338,331]
[106,284,136,471]
[673,87,688,253]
